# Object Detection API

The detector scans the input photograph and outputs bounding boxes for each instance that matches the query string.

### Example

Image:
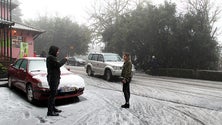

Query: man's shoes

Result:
[47,111,59,116]
[121,104,130,108]
[54,108,62,113]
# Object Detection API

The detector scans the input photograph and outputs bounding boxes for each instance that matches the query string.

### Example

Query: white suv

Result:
[85,52,135,81]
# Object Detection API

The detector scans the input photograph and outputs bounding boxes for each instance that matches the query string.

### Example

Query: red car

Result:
[8,57,85,103]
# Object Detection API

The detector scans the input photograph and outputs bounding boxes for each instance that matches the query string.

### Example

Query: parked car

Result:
[67,57,86,66]
[85,52,135,81]
[8,57,85,103]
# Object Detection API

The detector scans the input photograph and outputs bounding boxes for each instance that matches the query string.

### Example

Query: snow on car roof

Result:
[22,57,46,60]
[89,52,119,56]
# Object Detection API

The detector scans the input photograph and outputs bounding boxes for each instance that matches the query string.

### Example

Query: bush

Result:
[146,68,222,82]
[197,70,222,81]
[0,63,7,78]
[167,68,194,78]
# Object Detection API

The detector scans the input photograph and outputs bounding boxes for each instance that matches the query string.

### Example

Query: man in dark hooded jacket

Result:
[46,45,67,116]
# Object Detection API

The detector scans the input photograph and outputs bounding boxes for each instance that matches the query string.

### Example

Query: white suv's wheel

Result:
[87,66,93,76]
[105,69,112,81]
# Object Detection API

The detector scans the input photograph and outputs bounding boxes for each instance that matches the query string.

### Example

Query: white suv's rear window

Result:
[104,55,121,62]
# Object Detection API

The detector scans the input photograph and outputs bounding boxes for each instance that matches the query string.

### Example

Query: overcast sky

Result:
[18,0,194,24]
[19,0,222,42]
[19,0,94,24]
[19,0,222,23]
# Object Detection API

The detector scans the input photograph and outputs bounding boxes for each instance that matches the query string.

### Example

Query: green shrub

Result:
[197,70,222,81]
[0,63,7,78]
[156,68,167,76]
[0,63,7,73]
[146,68,222,82]
[168,68,194,78]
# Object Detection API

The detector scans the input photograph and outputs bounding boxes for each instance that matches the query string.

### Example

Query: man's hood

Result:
[48,45,59,57]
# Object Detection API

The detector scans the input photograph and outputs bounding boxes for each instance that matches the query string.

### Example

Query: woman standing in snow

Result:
[121,52,132,108]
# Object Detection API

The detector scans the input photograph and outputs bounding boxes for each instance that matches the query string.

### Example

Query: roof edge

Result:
[12,21,45,33]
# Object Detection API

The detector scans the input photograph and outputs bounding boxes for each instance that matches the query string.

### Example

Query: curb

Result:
[0,81,7,87]
[0,78,7,81]
[0,78,8,87]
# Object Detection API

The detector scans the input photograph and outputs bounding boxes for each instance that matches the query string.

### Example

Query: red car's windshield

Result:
[28,59,69,73]
[29,59,47,72]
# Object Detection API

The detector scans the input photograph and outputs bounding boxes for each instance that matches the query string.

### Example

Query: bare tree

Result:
[186,0,222,38]
[11,0,23,23]
[88,0,140,47]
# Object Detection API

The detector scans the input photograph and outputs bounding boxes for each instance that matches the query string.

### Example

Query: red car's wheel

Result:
[8,76,13,89]
[26,84,34,103]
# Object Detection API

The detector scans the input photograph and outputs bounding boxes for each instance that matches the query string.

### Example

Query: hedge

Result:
[0,63,7,78]
[146,68,222,82]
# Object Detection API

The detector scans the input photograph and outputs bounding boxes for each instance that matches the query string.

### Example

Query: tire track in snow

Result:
[88,88,146,125]
[168,107,206,125]
[135,74,222,89]
[132,78,222,99]
[72,107,105,124]
[89,85,204,125]
[84,76,222,112]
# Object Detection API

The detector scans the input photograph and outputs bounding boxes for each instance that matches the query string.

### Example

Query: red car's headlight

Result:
[37,82,43,87]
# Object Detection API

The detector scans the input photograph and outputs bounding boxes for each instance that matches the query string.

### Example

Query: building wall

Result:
[11,30,34,58]
[1,1,41,59]
[0,3,10,19]
[26,34,34,57]
[0,1,13,59]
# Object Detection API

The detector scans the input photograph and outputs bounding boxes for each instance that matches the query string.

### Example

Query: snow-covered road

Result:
[0,66,222,125]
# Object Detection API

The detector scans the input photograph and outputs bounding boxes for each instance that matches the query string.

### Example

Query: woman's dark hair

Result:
[123,52,130,57]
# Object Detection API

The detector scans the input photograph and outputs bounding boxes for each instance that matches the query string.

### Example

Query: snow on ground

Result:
[1,70,222,125]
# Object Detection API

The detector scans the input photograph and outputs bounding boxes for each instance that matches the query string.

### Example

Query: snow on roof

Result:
[12,22,45,33]
[0,18,14,25]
